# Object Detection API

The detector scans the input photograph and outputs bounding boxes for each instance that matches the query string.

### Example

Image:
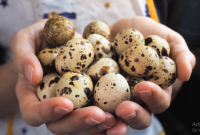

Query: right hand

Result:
[10,19,127,135]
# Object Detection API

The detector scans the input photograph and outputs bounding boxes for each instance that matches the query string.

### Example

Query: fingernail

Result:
[53,106,70,115]
[97,123,111,130]
[138,90,152,97]
[123,111,136,120]
[24,63,34,83]
[85,117,101,125]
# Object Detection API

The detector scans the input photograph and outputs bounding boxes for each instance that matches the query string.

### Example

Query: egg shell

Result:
[55,38,94,75]
[37,73,61,101]
[114,28,145,56]
[146,56,177,89]
[87,34,115,60]
[56,71,93,109]
[145,35,170,57]
[37,47,60,75]
[87,58,120,81]
[94,73,130,114]
[119,45,159,77]
[83,21,110,40]
[126,76,144,105]
[43,16,75,47]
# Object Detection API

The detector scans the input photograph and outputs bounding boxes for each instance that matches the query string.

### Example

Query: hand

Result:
[108,16,196,130]
[10,20,127,135]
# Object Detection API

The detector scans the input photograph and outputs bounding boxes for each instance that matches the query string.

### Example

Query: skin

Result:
[4,17,195,134]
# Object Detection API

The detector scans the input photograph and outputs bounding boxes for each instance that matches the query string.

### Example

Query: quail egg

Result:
[87,58,120,81]
[56,71,93,109]
[119,45,159,77]
[87,34,115,60]
[37,47,60,75]
[94,73,130,114]
[43,16,75,47]
[83,21,110,40]
[37,73,61,101]
[55,38,94,75]
[145,35,170,57]
[146,56,177,89]
[114,28,145,55]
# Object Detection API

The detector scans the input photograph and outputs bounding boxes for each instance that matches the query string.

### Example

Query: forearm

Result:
[0,60,18,117]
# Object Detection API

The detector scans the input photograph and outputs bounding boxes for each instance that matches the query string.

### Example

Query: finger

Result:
[46,106,106,135]
[107,118,127,135]
[135,81,171,114]
[116,101,151,130]
[75,32,83,38]
[10,19,48,85]
[167,30,196,81]
[68,112,116,135]
[16,74,74,126]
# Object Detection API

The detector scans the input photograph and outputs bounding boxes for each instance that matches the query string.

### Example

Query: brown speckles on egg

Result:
[43,95,46,99]
[70,75,79,81]
[162,47,168,56]
[131,66,136,72]
[63,56,67,59]
[49,77,60,87]
[75,94,80,98]
[134,58,139,62]
[96,40,101,45]
[81,41,85,45]
[40,82,45,90]
[81,54,87,60]
[125,41,129,44]
[98,53,103,58]
[99,66,110,76]
[84,87,91,99]
[102,46,111,55]
[61,87,72,95]
[145,37,153,45]
[125,59,130,67]
[69,81,75,86]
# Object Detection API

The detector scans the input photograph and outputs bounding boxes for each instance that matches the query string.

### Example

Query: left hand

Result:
[108,16,196,130]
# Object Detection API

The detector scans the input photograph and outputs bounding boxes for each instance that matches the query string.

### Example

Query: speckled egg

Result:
[119,45,159,77]
[94,73,130,114]
[146,56,177,89]
[87,34,115,60]
[126,76,144,105]
[37,73,61,101]
[56,71,93,109]
[145,35,170,57]
[55,38,94,75]
[43,16,75,47]
[37,47,60,75]
[83,21,110,40]
[87,58,120,81]
[114,28,145,55]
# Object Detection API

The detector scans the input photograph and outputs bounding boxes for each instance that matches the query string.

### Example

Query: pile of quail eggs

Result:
[37,16,176,113]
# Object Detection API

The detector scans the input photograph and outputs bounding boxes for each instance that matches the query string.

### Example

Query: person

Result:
[0,0,196,135]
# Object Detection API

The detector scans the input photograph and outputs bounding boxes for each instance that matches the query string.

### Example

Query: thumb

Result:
[10,20,47,85]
